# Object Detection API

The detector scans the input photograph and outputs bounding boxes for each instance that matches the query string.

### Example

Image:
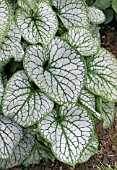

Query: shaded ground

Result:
[10,25,117,170]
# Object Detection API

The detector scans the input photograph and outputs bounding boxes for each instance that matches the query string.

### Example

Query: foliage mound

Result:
[0,0,117,169]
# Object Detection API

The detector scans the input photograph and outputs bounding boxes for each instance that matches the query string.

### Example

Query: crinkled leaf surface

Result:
[24,37,85,104]
[0,114,23,159]
[0,129,35,169]
[52,0,89,28]
[23,142,53,167]
[0,0,10,43]
[102,100,115,129]
[88,7,105,24]
[16,2,58,45]
[78,134,98,163]
[38,103,94,166]
[0,18,24,63]
[79,89,101,120]
[2,70,54,127]
[63,27,99,56]
[85,48,117,102]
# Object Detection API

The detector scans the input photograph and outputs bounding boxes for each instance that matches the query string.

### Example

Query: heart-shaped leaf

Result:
[22,142,53,167]
[0,0,10,43]
[63,27,100,56]
[78,134,98,163]
[88,7,105,24]
[85,48,117,102]
[102,100,115,129]
[2,70,54,127]
[0,129,35,169]
[52,0,89,28]
[38,103,94,166]
[24,37,85,104]
[0,114,23,159]
[78,89,101,120]
[16,1,58,45]
[0,18,24,63]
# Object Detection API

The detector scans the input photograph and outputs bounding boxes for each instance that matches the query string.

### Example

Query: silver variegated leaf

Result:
[24,37,85,104]
[23,142,53,167]
[79,89,101,120]
[18,0,37,12]
[90,24,101,43]
[0,129,35,169]
[0,114,23,159]
[52,0,89,28]
[88,7,105,24]
[78,134,98,163]
[102,100,115,129]
[0,0,10,43]
[0,75,4,106]
[16,2,58,45]
[85,48,117,102]
[2,70,54,127]
[0,18,24,63]
[38,103,94,166]
[63,27,99,56]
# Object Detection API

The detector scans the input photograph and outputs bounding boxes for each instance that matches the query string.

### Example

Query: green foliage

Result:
[86,0,117,24]
[0,0,116,169]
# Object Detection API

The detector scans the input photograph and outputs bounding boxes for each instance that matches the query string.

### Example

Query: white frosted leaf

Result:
[52,0,89,28]
[23,142,53,167]
[24,37,85,104]
[0,114,23,159]
[38,103,94,166]
[7,18,21,42]
[0,76,4,106]
[78,134,98,163]
[102,100,115,129]
[86,48,117,102]
[0,37,24,63]
[2,70,54,127]
[79,89,101,120]
[16,2,58,45]
[0,0,10,43]
[18,0,37,12]
[0,129,35,169]
[63,27,99,56]
[88,7,105,24]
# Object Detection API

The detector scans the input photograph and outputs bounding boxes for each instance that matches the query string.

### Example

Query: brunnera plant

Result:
[0,0,117,169]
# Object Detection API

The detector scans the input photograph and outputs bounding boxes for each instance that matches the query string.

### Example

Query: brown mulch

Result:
[10,25,117,170]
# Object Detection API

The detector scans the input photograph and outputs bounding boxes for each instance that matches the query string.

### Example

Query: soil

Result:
[10,24,117,170]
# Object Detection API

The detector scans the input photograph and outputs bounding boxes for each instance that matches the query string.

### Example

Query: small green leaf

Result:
[112,0,117,13]
[104,9,114,24]
[24,37,85,104]
[0,114,23,159]
[63,26,100,56]
[0,0,10,43]
[38,103,94,166]
[88,7,106,24]
[85,48,117,102]
[102,100,115,129]
[78,134,98,163]
[94,0,111,10]
[79,89,101,120]
[23,142,53,167]
[0,129,35,169]
[16,2,58,45]
[2,70,54,127]
[52,0,89,28]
